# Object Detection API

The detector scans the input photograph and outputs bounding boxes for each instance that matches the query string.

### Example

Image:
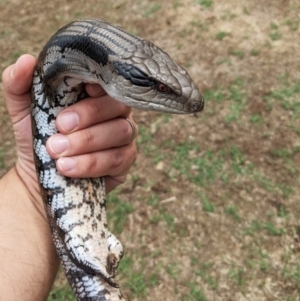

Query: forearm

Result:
[0,168,59,301]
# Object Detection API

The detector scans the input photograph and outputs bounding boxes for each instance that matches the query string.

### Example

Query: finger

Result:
[47,116,138,158]
[85,83,106,97]
[2,54,36,124]
[55,142,137,179]
[56,95,132,133]
[105,174,128,193]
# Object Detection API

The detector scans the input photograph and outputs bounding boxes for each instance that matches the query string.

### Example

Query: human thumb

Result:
[2,54,36,124]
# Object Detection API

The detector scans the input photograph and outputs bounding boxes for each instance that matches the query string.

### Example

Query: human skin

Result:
[0,54,138,301]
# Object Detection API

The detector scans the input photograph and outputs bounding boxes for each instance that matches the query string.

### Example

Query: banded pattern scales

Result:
[31,19,203,301]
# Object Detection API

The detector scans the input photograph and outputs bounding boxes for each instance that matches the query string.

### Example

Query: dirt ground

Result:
[1,0,300,300]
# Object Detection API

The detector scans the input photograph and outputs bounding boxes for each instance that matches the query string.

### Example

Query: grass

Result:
[225,204,241,222]
[228,266,246,287]
[150,207,175,232]
[47,286,76,301]
[30,3,300,299]
[269,22,282,41]
[285,19,300,31]
[142,3,161,17]
[166,263,180,279]
[107,192,134,234]
[171,144,224,186]
[228,48,245,59]
[269,31,282,41]
[196,0,213,8]
[0,146,6,169]
[249,114,264,124]
[201,192,215,212]
[45,76,299,300]
[182,283,207,301]
[216,31,230,40]
[250,49,260,56]
[119,257,148,297]
[224,78,247,123]
[192,260,218,290]
[170,134,256,188]
[268,81,300,117]
[243,220,285,237]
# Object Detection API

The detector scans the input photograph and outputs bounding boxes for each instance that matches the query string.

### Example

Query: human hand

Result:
[2,54,137,199]
[1,54,137,301]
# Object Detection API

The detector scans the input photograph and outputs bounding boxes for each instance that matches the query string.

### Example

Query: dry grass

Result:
[0,0,300,300]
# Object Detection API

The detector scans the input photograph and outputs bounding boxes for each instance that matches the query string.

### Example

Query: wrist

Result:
[0,167,59,301]
[15,158,43,206]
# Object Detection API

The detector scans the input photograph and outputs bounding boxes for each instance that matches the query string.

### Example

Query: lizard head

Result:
[108,40,204,114]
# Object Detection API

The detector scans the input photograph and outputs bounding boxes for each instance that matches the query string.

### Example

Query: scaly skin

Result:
[31,19,203,300]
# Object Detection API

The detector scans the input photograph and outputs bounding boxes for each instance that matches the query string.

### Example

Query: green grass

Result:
[107,192,134,234]
[196,0,212,8]
[216,31,230,40]
[269,31,282,41]
[142,3,162,17]
[172,144,224,186]
[0,147,6,169]
[10,50,23,63]
[225,204,241,222]
[253,173,294,199]
[283,264,300,281]
[268,81,300,117]
[173,1,184,9]
[201,192,215,212]
[250,49,260,56]
[47,286,75,301]
[182,282,207,301]
[228,266,246,287]
[119,256,148,297]
[278,205,289,218]
[136,125,156,157]
[228,48,245,59]
[170,139,255,187]
[224,78,247,123]
[203,88,224,102]
[243,220,285,237]
[150,208,175,232]
[285,19,300,31]
[178,28,193,38]
[166,263,180,279]
[192,259,218,290]
[270,146,300,159]
[269,22,282,40]
[249,114,264,124]
[190,20,209,31]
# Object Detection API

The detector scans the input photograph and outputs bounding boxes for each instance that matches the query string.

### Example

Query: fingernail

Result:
[89,84,105,96]
[11,55,22,78]
[58,112,79,132]
[10,64,16,77]
[57,157,76,172]
[48,135,69,154]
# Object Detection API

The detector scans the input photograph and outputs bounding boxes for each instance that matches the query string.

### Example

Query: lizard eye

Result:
[156,83,170,93]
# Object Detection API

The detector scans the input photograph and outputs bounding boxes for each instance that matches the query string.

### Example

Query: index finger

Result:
[56,93,132,134]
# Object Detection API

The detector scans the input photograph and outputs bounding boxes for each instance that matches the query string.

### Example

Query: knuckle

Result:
[128,142,138,163]
[81,154,98,175]
[120,119,134,143]
[82,128,96,148]
[110,148,125,171]
[86,99,102,121]
[122,106,132,116]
